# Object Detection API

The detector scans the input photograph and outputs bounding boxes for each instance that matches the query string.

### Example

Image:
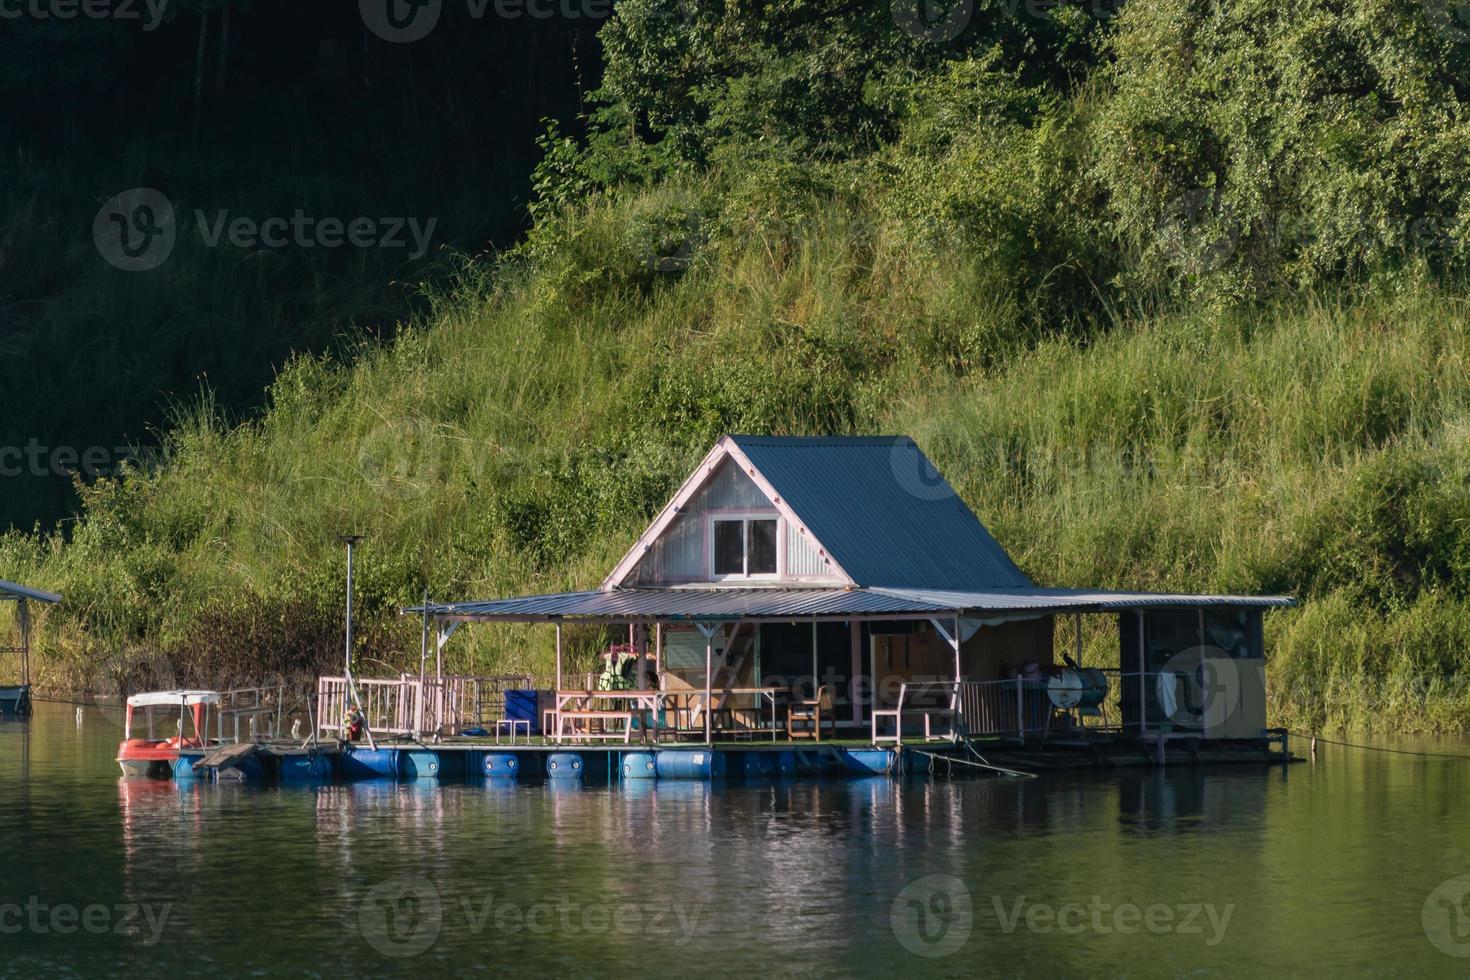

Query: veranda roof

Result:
[409,586,1295,623]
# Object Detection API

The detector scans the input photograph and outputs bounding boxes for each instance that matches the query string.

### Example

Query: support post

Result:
[18,598,28,690]
[1016,676,1024,745]
[810,620,818,698]
[554,623,563,745]
[953,614,962,737]
[953,614,962,685]
[344,538,354,710]
[338,534,375,751]
[418,590,429,734]
[1137,610,1147,735]
[429,620,461,739]
[929,616,963,738]
[697,622,717,745]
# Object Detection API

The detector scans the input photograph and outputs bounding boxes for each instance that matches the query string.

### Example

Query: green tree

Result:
[1092,0,1470,300]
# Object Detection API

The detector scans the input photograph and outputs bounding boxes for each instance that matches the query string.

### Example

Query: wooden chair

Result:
[786,685,834,742]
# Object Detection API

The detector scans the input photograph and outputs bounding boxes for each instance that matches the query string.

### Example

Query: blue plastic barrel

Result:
[655,749,726,780]
[622,751,658,779]
[733,752,777,777]
[841,748,894,776]
[482,753,521,778]
[398,749,465,780]
[775,750,798,776]
[279,753,333,783]
[545,752,584,779]
[339,747,398,780]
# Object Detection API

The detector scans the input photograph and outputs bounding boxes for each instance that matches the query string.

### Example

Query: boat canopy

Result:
[126,690,222,708]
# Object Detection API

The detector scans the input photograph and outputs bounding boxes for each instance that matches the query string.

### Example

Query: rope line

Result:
[1289,729,1470,761]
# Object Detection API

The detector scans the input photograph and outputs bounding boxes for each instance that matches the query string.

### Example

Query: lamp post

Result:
[337,534,374,750]
[339,534,364,681]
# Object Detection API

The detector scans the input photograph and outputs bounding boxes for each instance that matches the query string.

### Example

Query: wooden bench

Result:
[555,710,634,743]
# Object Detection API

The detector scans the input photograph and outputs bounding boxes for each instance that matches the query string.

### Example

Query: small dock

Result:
[169,729,1293,785]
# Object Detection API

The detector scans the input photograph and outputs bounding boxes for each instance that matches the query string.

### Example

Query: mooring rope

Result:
[30,694,106,707]
[909,747,1037,779]
[1288,729,1470,761]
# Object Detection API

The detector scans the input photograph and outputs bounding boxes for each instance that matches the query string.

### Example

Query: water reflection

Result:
[3,704,1466,976]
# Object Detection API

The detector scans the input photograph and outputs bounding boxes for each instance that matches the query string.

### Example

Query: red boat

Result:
[116,691,221,778]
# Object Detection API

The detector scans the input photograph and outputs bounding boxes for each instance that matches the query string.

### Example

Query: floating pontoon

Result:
[0,579,61,717]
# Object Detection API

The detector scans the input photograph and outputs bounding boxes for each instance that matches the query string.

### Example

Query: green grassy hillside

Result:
[4,179,1470,733]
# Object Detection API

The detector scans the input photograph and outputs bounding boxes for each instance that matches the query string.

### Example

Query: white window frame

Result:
[708,513,782,581]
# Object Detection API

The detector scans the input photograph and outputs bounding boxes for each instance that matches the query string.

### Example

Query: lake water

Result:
[1,701,1468,977]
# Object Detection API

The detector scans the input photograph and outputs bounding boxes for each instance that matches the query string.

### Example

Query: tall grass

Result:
[4,184,1469,732]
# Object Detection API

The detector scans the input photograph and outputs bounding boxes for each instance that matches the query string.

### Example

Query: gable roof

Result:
[730,436,1032,590]
[602,435,1032,591]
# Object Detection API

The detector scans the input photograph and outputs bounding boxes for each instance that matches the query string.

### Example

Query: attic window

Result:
[712,516,779,578]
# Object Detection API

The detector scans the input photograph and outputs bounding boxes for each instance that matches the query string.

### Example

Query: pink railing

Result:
[317,673,535,738]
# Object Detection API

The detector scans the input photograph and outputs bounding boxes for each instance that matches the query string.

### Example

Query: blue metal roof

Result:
[728,435,1032,590]
[0,580,60,604]
[411,587,1295,622]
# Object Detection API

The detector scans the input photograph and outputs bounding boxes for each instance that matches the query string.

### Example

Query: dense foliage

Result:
[6,0,1470,731]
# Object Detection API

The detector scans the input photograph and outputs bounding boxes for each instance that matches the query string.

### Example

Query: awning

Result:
[404,586,1296,623]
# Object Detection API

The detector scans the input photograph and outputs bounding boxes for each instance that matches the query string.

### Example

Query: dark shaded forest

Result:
[2,0,599,528]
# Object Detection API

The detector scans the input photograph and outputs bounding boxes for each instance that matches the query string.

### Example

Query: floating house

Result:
[1,579,61,716]
[414,436,1295,765]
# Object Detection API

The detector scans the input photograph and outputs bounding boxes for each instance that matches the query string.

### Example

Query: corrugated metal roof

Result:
[871,587,1297,612]
[728,435,1033,590]
[0,580,61,604]
[410,586,1295,622]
